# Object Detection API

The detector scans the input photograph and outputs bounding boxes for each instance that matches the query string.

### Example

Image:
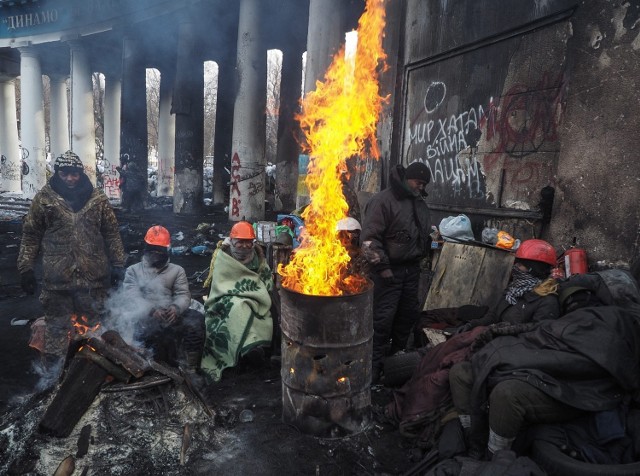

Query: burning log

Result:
[78,346,131,383]
[86,333,148,378]
[39,352,110,437]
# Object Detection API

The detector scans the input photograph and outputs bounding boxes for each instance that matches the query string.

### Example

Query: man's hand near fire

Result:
[151,305,179,325]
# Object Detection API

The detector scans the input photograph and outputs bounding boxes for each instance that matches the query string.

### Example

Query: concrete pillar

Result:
[0,76,21,193]
[48,74,70,161]
[120,37,148,209]
[229,0,266,222]
[172,17,204,214]
[18,46,47,198]
[212,57,234,205]
[157,69,175,197]
[297,0,348,208]
[68,41,97,184]
[274,47,304,211]
[103,74,121,199]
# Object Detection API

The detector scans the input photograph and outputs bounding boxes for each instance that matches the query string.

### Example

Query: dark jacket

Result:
[471,306,640,414]
[361,165,430,271]
[18,180,126,290]
[466,290,560,328]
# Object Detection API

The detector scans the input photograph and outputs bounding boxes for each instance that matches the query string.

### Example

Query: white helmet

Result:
[337,217,362,231]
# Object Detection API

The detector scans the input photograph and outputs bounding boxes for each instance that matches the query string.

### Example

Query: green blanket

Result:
[201,247,273,381]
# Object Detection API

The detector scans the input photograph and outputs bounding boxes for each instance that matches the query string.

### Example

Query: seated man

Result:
[201,221,274,382]
[122,225,204,370]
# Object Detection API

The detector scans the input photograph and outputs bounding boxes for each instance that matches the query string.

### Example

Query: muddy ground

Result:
[0,204,419,476]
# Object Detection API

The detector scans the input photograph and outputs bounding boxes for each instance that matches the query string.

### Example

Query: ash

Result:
[0,382,217,475]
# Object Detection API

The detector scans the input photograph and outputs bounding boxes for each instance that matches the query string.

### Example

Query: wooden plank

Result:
[424,242,514,310]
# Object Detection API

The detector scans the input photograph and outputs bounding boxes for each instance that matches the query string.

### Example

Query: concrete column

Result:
[18,46,47,198]
[212,57,234,205]
[48,74,70,161]
[274,47,304,211]
[68,41,97,184]
[172,16,204,214]
[229,0,266,222]
[296,0,348,208]
[157,70,175,197]
[103,74,121,199]
[0,77,21,193]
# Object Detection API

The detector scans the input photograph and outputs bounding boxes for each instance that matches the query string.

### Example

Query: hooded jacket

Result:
[18,178,126,290]
[123,259,191,314]
[361,165,431,271]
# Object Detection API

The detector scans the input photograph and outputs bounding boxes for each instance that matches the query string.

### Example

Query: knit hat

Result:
[54,151,84,172]
[405,162,430,183]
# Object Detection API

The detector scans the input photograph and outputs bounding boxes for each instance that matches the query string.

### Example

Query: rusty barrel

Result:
[280,283,373,437]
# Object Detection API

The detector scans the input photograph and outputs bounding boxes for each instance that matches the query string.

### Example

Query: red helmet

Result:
[144,225,171,248]
[515,239,557,266]
[230,221,256,240]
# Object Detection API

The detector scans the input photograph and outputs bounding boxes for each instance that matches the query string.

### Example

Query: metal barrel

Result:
[280,283,373,438]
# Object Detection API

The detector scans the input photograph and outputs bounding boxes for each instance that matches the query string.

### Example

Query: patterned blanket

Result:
[201,246,273,381]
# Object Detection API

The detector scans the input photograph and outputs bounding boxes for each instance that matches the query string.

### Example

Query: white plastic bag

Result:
[439,215,475,242]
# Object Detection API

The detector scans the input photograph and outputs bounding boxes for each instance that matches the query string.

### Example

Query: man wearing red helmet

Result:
[120,225,204,370]
[201,221,274,381]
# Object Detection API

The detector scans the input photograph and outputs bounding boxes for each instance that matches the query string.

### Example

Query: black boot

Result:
[464,414,489,460]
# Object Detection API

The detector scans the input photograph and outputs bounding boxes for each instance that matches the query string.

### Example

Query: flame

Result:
[71,314,101,336]
[279,0,387,296]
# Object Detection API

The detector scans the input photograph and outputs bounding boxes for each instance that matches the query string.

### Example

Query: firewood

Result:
[53,455,75,476]
[86,337,148,378]
[180,423,192,465]
[78,346,131,383]
[148,360,184,384]
[39,356,109,437]
[76,424,91,458]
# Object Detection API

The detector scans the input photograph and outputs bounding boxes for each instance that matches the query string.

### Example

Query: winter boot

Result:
[464,414,489,460]
[185,351,202,373]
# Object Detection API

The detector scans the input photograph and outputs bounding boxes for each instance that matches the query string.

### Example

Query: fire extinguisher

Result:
[563,246,588,277]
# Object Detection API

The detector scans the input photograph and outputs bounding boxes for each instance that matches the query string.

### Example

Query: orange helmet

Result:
[230,221,256,240]
[144,225,171,248]
[515,239,556,266]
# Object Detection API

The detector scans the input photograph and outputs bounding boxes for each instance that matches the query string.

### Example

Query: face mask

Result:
[231,244,253,263]
[144,252,169,268]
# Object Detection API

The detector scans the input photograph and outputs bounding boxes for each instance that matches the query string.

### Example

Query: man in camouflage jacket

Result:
[17,151,126,357]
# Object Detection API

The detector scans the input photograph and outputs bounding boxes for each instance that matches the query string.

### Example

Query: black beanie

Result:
[405,162,430,183]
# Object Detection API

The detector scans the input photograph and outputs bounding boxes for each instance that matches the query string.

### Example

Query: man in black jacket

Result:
[361,162,431,383]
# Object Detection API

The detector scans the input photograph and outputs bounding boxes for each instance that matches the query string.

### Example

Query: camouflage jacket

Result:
[17,184,126,290]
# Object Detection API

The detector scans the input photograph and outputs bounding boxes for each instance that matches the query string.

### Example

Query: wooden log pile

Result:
[38,330,200,438]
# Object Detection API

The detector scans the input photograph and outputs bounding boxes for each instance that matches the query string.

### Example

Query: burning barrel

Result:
[280,283,373,437]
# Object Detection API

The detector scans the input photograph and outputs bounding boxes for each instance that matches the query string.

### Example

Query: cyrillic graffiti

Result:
[2,10,59,30]
[0,155,21,182]
[230,152,241,217]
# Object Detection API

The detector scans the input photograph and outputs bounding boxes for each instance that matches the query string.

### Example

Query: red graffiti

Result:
[230,152,241,196]
[488,72,565,159]
[232,197,240,217]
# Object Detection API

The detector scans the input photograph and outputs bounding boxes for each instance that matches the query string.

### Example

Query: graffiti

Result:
[230,152,241,196]
[0,155,21,182]
[424,81,447,114]
[487,72,564,158]
[248,181,264,197]
[418,155,483,198]
[21,147,29,160]
[175,130,194,139]
[232,197,240,217]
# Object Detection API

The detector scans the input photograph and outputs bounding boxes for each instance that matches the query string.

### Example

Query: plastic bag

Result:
[481,227,499,245]
[439,215,474,242]
[495,231,516,249]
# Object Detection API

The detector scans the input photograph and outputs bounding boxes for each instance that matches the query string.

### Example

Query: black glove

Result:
[379,269,394,285]
[110,266,126,287]
[20,270,36,295]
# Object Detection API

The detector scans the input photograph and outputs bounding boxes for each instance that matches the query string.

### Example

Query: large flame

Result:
[279,0,387,296]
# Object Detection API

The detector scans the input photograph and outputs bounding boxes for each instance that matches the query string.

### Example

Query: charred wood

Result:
[76,424,91,458]
[53,455,75,476]
[78,347,131,383]
[39,356,109,437]
[101,375,173,392]
[86,336,148,378]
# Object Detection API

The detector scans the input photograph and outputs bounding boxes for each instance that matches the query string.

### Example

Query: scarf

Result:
[505,265,541,305]
[50,173,94,212]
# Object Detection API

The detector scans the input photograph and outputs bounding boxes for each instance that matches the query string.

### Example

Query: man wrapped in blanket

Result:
[201,221,274,382]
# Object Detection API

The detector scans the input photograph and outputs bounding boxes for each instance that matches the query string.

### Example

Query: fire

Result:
[279,0,387,296]
[71,314,101,336]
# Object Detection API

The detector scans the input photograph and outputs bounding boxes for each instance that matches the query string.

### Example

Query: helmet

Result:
[515,239,557,266]
[144,225,171,248]
[337,217,362,232]
[230,221,256,240]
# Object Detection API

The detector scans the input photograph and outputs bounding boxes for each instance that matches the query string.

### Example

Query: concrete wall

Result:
[398,0,640,268]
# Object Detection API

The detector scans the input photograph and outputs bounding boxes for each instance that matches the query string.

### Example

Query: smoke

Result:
[101,271,173,347]
[31,356,63,393]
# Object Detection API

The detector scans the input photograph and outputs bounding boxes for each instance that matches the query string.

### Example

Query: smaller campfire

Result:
[39,329,210,438]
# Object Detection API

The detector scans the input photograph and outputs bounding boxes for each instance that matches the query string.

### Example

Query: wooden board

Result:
[423,242,514,310]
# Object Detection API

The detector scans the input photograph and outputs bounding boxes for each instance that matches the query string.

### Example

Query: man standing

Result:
[18,151,126,359]
[361,161,431,383]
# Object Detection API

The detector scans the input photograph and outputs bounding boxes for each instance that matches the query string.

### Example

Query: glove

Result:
[110,266,126,287]
[379,269,394,285]
[20,270,36,295]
